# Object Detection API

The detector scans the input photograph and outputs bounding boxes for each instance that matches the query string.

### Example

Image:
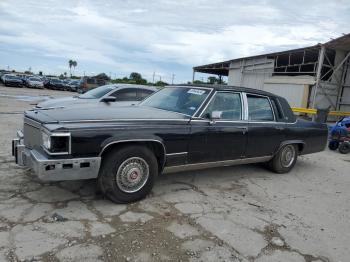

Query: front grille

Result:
[23,117,42,149]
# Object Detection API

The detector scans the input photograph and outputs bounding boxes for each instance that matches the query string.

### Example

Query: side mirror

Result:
[209,111,222,124]
[211,111,222,120]
[101,96,117,103]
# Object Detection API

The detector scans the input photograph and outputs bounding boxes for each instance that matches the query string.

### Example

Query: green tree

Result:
[193,80,205,84]
[207,76,219,84]
[155,80,168,86]
[95,73,110,81]
[129,72,142,81]
[129,72,148,84]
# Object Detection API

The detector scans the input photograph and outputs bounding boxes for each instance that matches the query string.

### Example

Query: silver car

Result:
[26,76,44,89]
[36,84,158,108]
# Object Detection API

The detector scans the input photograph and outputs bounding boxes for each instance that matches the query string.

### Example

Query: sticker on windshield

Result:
[187,89,205,95]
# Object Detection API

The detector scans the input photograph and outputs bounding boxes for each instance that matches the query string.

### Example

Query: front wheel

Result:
[328,140,339,150]
[98,145,158,203]
[268,144,298,173]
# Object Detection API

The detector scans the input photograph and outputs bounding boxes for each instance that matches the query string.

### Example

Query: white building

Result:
[193,34,350,111]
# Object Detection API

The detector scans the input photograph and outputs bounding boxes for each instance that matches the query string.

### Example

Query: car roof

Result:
[111,84,158,91]
[170,84,280,98]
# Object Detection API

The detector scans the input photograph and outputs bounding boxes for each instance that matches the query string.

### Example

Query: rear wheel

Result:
[339,142,350,154]
[98,145,158,203]
[268,144,298,173]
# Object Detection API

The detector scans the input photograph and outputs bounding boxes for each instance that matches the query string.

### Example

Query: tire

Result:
[98,145,158,203]
[339,142,350,154]
[268,144,298,173]
[328,140,339,150]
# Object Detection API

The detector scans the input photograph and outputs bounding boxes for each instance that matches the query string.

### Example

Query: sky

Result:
[0,0,349,83]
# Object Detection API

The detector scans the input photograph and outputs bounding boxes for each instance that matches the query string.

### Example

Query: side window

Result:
[202,92,242,120]
[137,89,154,101]
[111,88,137,101]
[247,95,274,121]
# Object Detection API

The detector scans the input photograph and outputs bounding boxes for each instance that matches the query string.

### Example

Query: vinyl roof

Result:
[172,84,279,98]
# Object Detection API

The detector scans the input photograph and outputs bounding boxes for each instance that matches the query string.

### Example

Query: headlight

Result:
[42,132,51,150]
[42,131,71,154]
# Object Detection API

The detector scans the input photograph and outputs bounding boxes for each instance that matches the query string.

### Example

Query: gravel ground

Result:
[0,85,349,262]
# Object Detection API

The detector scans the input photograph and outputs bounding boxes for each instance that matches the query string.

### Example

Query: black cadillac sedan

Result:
[12,85,328,203]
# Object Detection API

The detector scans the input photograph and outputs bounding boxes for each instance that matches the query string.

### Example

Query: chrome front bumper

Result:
[12,131,101,181]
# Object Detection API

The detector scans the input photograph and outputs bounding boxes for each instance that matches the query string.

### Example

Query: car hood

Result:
[25,104,188,124]
[36,96,138,109]
[36,97,93,108]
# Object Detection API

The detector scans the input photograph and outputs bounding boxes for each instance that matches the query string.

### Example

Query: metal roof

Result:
[193,33,350,76]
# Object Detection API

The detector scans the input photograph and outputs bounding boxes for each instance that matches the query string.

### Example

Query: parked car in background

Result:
[25,76,44,89]
[13,85,328,203]
[35,84,157,108]
[61,80,71,91]
[45,78,63,90]
[2,75,23,87]
[68,80,81,92]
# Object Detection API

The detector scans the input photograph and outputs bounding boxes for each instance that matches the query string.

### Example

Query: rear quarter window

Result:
[277,97,296,123]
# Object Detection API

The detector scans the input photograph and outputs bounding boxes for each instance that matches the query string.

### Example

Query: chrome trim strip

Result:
[166,152,188,156]
[192,88,214,117]
[24,117,42,129]
[99,139,167,168]
[59,119,190,124]
[242,92,249,121]
[163,156,272,174]
[190,119,247,123]
[198,91,217,118]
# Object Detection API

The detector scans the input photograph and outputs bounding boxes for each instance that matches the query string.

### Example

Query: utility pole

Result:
[171,74,175,85]
[152,72,155,84]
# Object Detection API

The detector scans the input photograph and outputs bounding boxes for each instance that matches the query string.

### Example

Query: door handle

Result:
[275,126,285,130]
[236,126,248,134]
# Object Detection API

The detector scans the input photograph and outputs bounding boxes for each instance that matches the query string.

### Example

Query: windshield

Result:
[79,84,116,99]
[141,87,211,116]
[5,75,20,80]
[29,77,41,81]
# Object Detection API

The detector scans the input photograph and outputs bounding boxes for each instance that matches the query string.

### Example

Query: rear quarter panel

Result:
[285,119,328,154]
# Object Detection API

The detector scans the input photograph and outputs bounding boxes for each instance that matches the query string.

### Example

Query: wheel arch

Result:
[276,140,305,155]
[99,139,167,172]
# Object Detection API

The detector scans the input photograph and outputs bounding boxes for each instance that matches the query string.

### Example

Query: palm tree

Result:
[72,61,77,76]
[68,60,73,76]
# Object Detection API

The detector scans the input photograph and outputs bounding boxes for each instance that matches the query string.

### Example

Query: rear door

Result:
[245,93,286,158]
[110,88,137,102]
[137,89,154,101]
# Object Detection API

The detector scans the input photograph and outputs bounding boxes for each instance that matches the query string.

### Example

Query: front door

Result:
[189,91,247,163]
